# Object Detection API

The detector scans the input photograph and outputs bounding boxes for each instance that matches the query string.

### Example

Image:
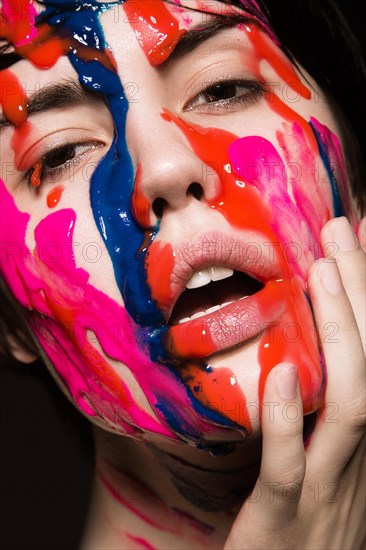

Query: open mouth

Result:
[169,267,264,326]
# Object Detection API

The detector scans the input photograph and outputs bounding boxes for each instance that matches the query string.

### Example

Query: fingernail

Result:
[331,217,358,251]
[318,259,343,295]
[276,365,297,400]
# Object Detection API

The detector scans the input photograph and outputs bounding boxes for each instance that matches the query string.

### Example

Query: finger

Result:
[321,216,365,351]
[245,365,305,531]
[306,257,365,476]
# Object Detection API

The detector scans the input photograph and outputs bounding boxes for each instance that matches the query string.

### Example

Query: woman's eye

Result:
[25,141,103,188]
[185,79,266,111]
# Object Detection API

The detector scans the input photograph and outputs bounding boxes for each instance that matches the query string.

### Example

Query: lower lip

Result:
[166,279,287,359]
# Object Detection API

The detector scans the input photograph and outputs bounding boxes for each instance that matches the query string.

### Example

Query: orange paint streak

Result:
[0,70,28,126]
[182,364,251,431]
[246,24,311,100]
[31,160,42,187]
[47,185,64,208]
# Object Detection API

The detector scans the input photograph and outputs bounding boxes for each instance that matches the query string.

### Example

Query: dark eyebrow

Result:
[163,13,252,65]
[0,79,102,129]
[0,14,250,129]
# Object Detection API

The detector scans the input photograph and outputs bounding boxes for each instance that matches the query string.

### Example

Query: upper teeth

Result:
[186,266,234,290]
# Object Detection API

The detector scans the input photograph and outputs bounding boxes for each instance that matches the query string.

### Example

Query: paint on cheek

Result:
[1,176,242,442]
[123,0,186,66]
[309,117,354,219]
[154,113,324,417]
[146,241,175,311]
[47,185,64,208]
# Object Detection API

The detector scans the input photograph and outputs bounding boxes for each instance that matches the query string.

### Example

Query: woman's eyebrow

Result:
[0,79,100,130]
[163,13,250,64]
[0,14,249,128]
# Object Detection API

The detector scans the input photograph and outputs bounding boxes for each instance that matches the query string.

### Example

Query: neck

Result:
[82,428,262,549]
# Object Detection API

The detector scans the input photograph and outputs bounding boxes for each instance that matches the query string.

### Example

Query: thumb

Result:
[225,364,305,549]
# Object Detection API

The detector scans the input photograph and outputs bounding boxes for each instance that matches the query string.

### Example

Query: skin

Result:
[0,1,365,547]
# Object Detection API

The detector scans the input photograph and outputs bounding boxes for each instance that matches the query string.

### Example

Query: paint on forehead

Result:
[1,0,37,46]
[0,70,28,126]
[122,0,186,66]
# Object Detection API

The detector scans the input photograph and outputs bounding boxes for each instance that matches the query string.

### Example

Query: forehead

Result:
[1,0,261,114]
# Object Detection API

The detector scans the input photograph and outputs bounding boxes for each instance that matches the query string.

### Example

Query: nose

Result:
[128,112,220,228]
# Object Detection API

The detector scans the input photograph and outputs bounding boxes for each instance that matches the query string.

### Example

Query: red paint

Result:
[161,110,287,248]
[70,43,117,73]
[31,161,42,187]
[245,24,311,100]
[182,364,251,431]
[47,185,64,208]
[123,0,186,66]
[146,241,175,310]
[131,165,151,227]
[258,276,323,413]
[265,91,319,154]
[0,70,28,126]
[151,111,323,423]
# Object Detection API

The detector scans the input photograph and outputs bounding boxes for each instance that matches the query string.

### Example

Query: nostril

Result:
[152,197,167,218]
[187,182,203,201]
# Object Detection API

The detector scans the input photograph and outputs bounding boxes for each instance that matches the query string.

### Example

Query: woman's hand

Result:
[224,216,366,550]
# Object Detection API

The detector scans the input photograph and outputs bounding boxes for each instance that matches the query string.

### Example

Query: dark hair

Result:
[0,0,365,362]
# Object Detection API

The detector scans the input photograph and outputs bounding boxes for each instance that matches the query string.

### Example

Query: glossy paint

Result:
[0,0,357,444]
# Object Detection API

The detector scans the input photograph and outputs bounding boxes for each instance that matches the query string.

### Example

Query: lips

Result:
[170,269,264,325]
[146,231,288,360]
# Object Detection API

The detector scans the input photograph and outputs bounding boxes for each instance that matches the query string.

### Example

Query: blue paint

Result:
[309,120,344,217]
[37,0,238,440]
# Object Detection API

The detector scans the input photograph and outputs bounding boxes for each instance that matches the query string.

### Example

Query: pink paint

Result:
[154,111,332,416]
[0,179,235,440]
[1,0,37,47]
[99,468,214,545]
[310,117,356,222]
[125,534,156,550]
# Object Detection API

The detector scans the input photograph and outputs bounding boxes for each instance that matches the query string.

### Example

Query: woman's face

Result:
[0,0,358,448]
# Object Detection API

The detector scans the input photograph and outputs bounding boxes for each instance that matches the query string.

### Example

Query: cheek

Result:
[0,180,174,437]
